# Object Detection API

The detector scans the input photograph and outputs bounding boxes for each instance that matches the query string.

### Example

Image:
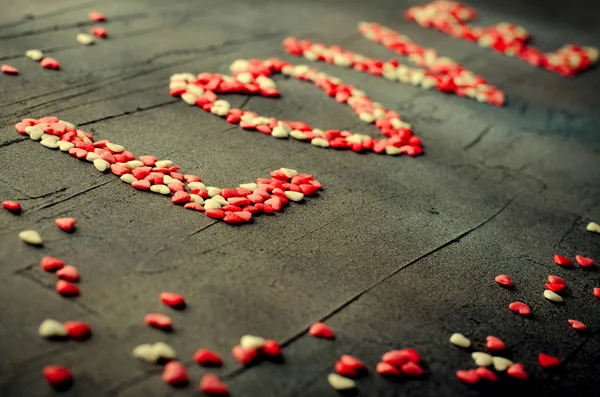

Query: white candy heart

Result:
[586,221,600,234]
[544,290,563,302]
[449,333,471,348]
[492,356,513,371]
[188,182,207,191]
[58,141,75,152]
[77,33,94,45]
[290,130,307,140]
[181,93,197,105]
[132,344,160,363]
[19,230,43,245]
[358,112,375,123]
[236,72,252,84]
[25,49,44,61]
[106,142,124,153]
[472,352,493,367]
[284,191,304,202]
[327,374,356,390]
[41,138,59,149]
[120,174,137,184]
[210,100,230,117]
[150,185,171,195]
[240,335,265,349]
[239,183,257,191]
[203,199,222,210]
[186,84,204,96]
[93,159,110,172]
[212,195,228,206]
[311,137,330,148]
[153,342,176,360]
[38,319,68,338]
[127,160,144,169]
[385,146,402,156]
[155,160,173,168]
[271,127,289,138]
[189,194,204,204]
[280,168,298,178]
[163,175,178,184]
[207,187,221,197]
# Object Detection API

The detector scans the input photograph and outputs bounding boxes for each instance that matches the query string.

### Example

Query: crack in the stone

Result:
[76,100,178,127]
[463,125,492,151]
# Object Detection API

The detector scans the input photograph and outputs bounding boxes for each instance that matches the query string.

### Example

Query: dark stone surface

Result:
[0,0,599,396]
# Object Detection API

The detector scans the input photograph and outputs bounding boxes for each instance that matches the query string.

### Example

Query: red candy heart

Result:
[486,335,506,351]
[382,348,421,365]
[545,283,565,293]
[160,292,186,308]
[335,360,359,378]
[456,369,479,384]
[507,363,528,379]
[2,200,21,212]
[475,367,497,381]
[41,256,64,272]
[568,319,587,331]
[261,340,282,356]
[91,26,107,38]
[55,217,76,232]
[43,365,72,390]
[508,301,531,316]
[553,254,573,266]
[232,345,258,366]
[1,64,19,75]
[539,353,561,368]
[401,361,424,376]
[64,321,91,341]
[88,11,106,22]
[340,354,366,370]
[144,313,172,330]
[200,374,229,396]
[56,280,80,297]
[575,255,594,267]
[194,349,222,366]
[494,274,512,287]
[594,287,600,298]
[56,265,79,282]
[162,361,189,387]
[308,322,334,339]
[548,275,565,284]
[376,362,401,376]
[171,191,190,204]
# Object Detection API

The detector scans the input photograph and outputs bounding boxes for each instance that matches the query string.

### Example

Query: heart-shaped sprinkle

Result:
[335,360,359,378]
[553,254,573,266]
[26,49,44,61]
[162,361,189,387]
[240,335,265,349]
[2,200,21,213]
[494,274,512,287]
[144,313,173,330]
[232,345,258,366]
[153,342,176,360]
[199,373,229,396]
[507,363,528,379]
[548,275,565,284]
[56,265,80,282]
[91,26,107,38]
[194,349,222,366]
[587,221,600,233]
[39,319,68,338]
[76,33,94,45]
[132,344,159,363]
[456,369,479,384]
[401,361,424,376]
[539,353,560,368]
[486,335,506,351]
[449,333,471,348]
[41,256,64,272]
[492,356,513,371]
[327,373,356,390]
[545,283,565,293]
[382,348,421,365]
[594,288,600,298]
[43,365,72,390]
[261,340,282,357]
[308,322,334,339]
[568,319,587,331]
[340,354,366,370]
[40,57,60,70]
[475,367,497,381]
[64,321,92,340]
[508,301,531,315]
[160,292,185,308]
[472,352,493,367]
[575,255,594,267]
[544,290,563,302]
[56,280,80,297]
[1,64,19,75]
[89,11,106,22]
[55,217,76,232]
[171,191,191,204]
[19,230,43,245]
[376,362,401,376]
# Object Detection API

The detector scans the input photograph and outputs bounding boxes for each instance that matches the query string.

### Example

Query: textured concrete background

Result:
[0,0,599,396]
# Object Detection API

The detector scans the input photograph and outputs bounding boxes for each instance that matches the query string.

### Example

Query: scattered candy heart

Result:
[544,290,563,303]
[40,57,60,70]
[508,301,531,316]
[492,356,513,371]
[575,255,594,267]
[456,369,479,384]
[401,361,424,376]
[538,353,560,368]
[554,254,573,267]
[25,49,44,61]
[586,221,600,233]
[545,283,565,293]
[39,319,68,339]
[327,373,356,390]
[475,367,497,381]
[153,341,176,360]
[382,348,421,365]
[472,352,493,367]
[41,256,65,272]
[194,348,223,366]
[56,265,80,282]
[308,322,334,339]
[144,313,173,330]
[160,292,186,308]
[376,362,401,376]
[494,274,512,287]
[594,288,600,298]
[261,340,282,356]
[486,336,505,351]
[548,275,565,284]
[89,11,106,22]
[43,365,72,390]
[162,361,189,387]
[55,217,76,232]
[132,344,160,363]
[64,321,92,341]
[240,335,265,349]
[91,26,107,38]
[2,200,21,213]
[335,360,359,378]
[449,333,471,348]
[568,319,587,331]
[507,363,528,379]
[200,373,229,396]
[19,230,43,245]
[232,344,258,366]
[56,280,80,297]
[76,33,94,45]
[1,64,19,75]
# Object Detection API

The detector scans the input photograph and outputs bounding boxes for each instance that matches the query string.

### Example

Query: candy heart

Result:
[2,200,21,213]
[539,353,560,368]
[382,348,421,365]
[456,369,479,384]
[507,363,528,379]
[553,254,573,266]
[548,275,565,284]
[587,221,600,233]
[200,373,229,396]
[508,301,531,315]
[232,345,258,366]
[19,230,43,245]
[376,362,401,376]
[594,288,600,298]
[449,333,471,348]
[162,361,189,387]
[568,319,587,331]
[132,344,160,363]
[56,265,80,282]
[340,354,366,370]
[40,57,60,70]
[144,313,173,330]
[56,280,80,297]
[308,322,334,339]
[335,360,359,378]
[401,361,424,376]
[43,365,72,390]
[492,356,513,371]
[88,11,106,22]
[240,335,265,349]
[64,321,92,341]
[194,348,223,366]
[475,367,497,381]
[327,373,356,390]
[494,274,512,287]
[160,292,186,308]
[575,255,594,267]
[261,340,282,356]
[41,256,65,272]
[472,352,493,367]
[544,290,563,302]
[545,283,565,293]
[485,335,506,351]
[153,342,176,360]
[39,319,68,338]
[1,64,19,75]
[55,217,76,232]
